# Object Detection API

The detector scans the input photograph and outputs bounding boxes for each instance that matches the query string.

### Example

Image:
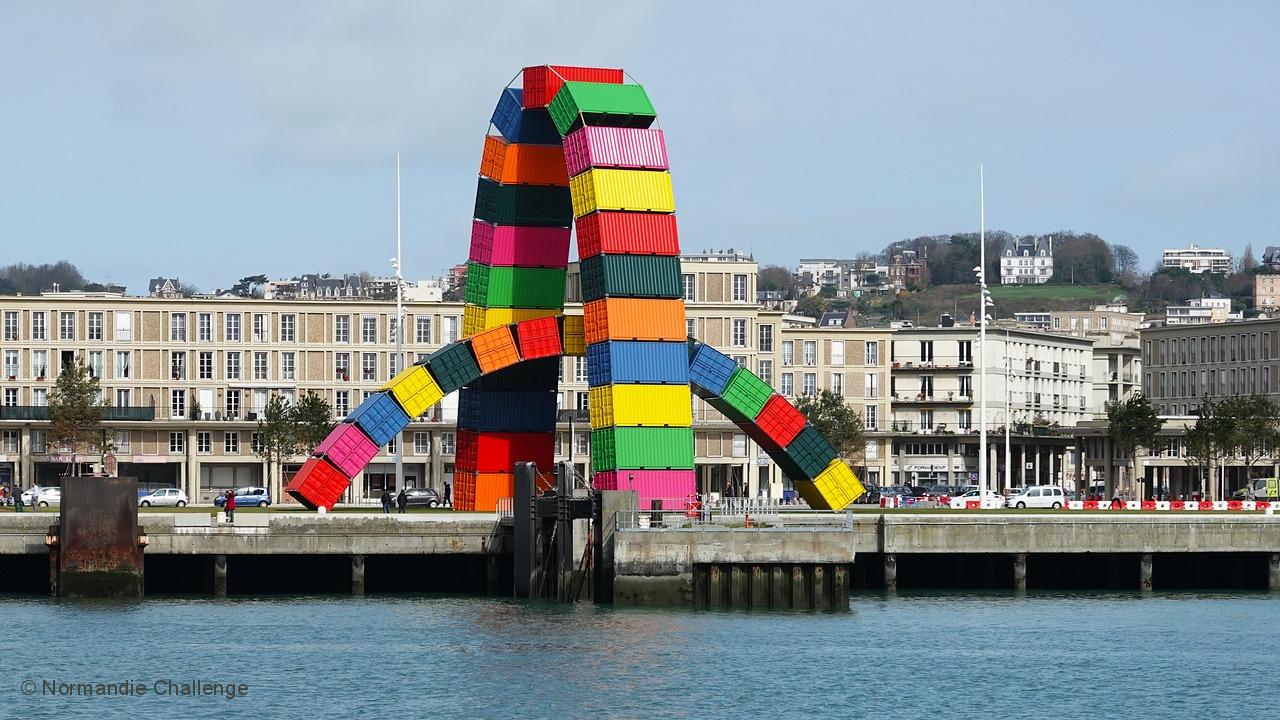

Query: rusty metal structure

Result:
[46,476,147,598]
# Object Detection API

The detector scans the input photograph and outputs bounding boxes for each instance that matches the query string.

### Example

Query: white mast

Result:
[394,154,405,493]
[978,166,989,498]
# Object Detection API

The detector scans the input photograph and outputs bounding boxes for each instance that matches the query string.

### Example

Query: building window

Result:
[226,352,241,380]
[865,341,879,366]
[169,432,185,454]
[280,314,296,342]
[335,353,350,381]
[686,319,695,338]
[758,324,774,352]
[575,356,588,383]
[252,313,268,343]
[2,388,15,407]
[389,317,400,345]
[169,312,186,341]
[226,391,240,418]
[335,390,350,418]
[2,311,17,341]
[831,372,844,395]
[919,409,934,430]
[32,312,47,340]
[0,430,17,454]
[170,390,186,419]
[416,316,432,344]
[87,312,103,341]
[2,350,16,379]
[60,311,75,340]
[198,313,212,341]
[30,430,47,453]
[919,340,933,363]
[251,433,264,454]
[757,360,773,385]
[732,433,748,457]
[803,341,816,366]
[170,351,186,381]
[865,374,878,399]
[444,316,459,343]
[682,274,695,301]
[440,432,456,455]
[414,432,431,455]
[362,353,377,382]
[199,352,213,380]
[32,388,47,407]
[31,350,47,379]
[732,274,748,302]
[197,432,212,454]
[112,430,129,453]
[115,389,131,408]
[361,315,377,343]
[802,372,816,396]
[958,409,972,430]
[865,405,877,430]
[335,315,350,343]
[224,432,240,454]
[254,352,269,380]
[225,313,241,341]
[781,373,794,396]
[958,341,972,364]
[282,352,296,381]
[732,319,747,347]
[781,341,794,366]
[831,341,845,367]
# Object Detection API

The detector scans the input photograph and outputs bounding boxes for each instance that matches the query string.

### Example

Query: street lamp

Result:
[392,154,405,493]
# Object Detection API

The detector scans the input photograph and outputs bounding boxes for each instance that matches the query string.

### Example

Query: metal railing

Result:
[0,405,155,421]
[616,495,851,530]
[495,497,514,521]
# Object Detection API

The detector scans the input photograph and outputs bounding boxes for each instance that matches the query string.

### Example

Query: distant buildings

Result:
[1164,294,1238,325]
[795,259,847,294]
[1161,244,1232,274]
[1256,274,1280,310]
[887,250,924,289]
[1000,236,1054,285]
[1013,304,1144,338]
[147,278,182,298]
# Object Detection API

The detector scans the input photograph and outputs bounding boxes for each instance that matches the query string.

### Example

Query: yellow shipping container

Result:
[380,365,444,418]
[795,459,866,510]
[462,304,559,338]
[588,384,692,430]
[562,315,586,356]
[569,168,674,218]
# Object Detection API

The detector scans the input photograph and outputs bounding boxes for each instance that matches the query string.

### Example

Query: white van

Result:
[1005,485,1066,509]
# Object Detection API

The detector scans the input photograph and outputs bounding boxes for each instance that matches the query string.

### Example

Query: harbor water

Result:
[2,592,1274,719]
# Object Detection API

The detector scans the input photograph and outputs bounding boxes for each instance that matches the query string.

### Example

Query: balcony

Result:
[892,393,973,405]
[892,361,974,372]
[0,405,156,421]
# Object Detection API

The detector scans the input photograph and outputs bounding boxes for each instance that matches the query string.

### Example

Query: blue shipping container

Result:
[490,88,562,144]
[587,340,690,387]
[347,392,411,447]
[458,388,558,433]
[688,343,738,398]
[475,356,560,391]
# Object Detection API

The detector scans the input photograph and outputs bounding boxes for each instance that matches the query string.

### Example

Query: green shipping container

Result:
[579,254,682,301]
[718,367,773,421]
[474,178,573,227]
[465,262,565,309]
[784,426,837,480]
[548,82,658,137]
[590,426,694,472]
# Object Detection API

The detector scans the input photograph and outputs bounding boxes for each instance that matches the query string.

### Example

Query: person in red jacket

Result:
[225,489,236,523]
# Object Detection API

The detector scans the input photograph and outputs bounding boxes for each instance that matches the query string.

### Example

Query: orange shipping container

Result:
[480,136,569,186]
[583,298,686,343]
[469,325,521,374]
[454,471,515,512]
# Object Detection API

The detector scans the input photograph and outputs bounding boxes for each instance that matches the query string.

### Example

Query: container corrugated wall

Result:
[563,126,668,177]
[469,221,570,267]
[475,178,573,226]
[583,298,686,342]
[522,65,624,109]
[590,427,695,472]
[480,135,570,186]
[490,88,562,144]
[587,384,692,429]
[569,169,674,217]
[576,211,680,258]
[586,340,689,386]
[579,254,682,301]
[594,470,696,509]
[547,81,657,136]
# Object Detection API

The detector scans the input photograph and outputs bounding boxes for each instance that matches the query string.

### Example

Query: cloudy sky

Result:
[2,1,1277,293]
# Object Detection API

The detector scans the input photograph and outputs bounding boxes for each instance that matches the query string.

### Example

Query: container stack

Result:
[539,69,695,509]
[686,341,866,510]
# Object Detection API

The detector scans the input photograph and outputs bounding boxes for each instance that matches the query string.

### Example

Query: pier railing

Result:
[617,495,851,530]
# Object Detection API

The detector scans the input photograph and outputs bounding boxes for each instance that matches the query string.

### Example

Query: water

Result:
[1,592,1274,719]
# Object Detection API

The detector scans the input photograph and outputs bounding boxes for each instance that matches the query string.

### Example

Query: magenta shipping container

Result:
[469,221,572,268]
[314,421,379,478]
[594,470,695,509]
[562,127,669,177]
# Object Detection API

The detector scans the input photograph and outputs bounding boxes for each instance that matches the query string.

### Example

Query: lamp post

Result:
[974,166,993,499]
[391,154,405,493]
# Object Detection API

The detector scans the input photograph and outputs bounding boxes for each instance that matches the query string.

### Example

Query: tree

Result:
[794,294,825,319]
[47,359,104,476]
[1215,394,1280,492]
[1241,244,1257,272]
[231,274,268,298]
[1183,398,1232,500]
[292,391,335,450]
[0,261,87,294]
[1112,244,1140,274]
[255,395,300,493]
[758,265,797,297]
[794,390,865,465]
[1106,393,1162,497]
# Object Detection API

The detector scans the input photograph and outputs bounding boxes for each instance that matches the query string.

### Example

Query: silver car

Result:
[139,488,189,508]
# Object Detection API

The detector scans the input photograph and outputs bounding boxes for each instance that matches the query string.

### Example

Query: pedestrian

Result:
[380,489,392,514]
[396,489,407,514]
[225,489,236,523]
[443,482,451,507]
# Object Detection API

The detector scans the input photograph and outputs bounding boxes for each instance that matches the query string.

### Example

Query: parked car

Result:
[403,487,444,508]
[33,488,61,507]
[139,488,189,508]
[855,485,882,505]
[908,486,932,498]
[214,486,271,508]
[948,489,1004,509]
[928,484,962,499]
[1005,485,1067,509]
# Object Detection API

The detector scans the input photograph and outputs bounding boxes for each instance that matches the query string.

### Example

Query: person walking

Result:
[396,489,408,514]
[443,482,451,507]
[225,489,236,524]
[380,489,392,514]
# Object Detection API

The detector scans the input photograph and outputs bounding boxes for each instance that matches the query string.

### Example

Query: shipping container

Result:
[456,430,555,474]
[474,356,560,391]
[782,425,838,481]
[576,211,680,259]
[688,342,738,396]
[285,456,350,511]
[490,88,562,144]
[346,392,411,447]
[806,459,866,510]
[547,81,657,136]
[463,305,559,338]
[468,325,521,374]
[562,126,668,177]
[523,65,624,108]
[455,471,515,512]
[579,253,682,302]
[379,364,446,418]
[425,342,482,394]
[715,367,773,422]
[464,262,566,309]
[469,221,570,268]
[590,426,695,472]
[458,388,557,433]
[569,168,674,218]
[515,316,563,360]
[583,298,686,343]
[592,469,696,509]
[480,135,569,186]
[588,384,692,429]
[753,394,808,450]
[314,421,379,478]
[474,178,573,227]
[561,314,586,355]
[586,340,689,386]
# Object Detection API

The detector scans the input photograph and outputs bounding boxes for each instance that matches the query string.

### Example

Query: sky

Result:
[1,1,1278,294]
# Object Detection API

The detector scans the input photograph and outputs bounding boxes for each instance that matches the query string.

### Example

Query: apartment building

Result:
[1161,244,1232,274]
[1000,236,1054,285]
[1256,274,1280,311]
[1013,305,1144,339]
[1165,294,1238,325]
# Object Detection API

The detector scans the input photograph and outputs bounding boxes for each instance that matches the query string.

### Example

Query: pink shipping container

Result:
[562,127,669,177]
[593,470,696,510]
[469,221,572,268]
[314,421,379,478]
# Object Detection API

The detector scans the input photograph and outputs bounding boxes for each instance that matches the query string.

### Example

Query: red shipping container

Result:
[576,211,679,259]
[456,430,555,474]
[469,221,571,268]
[563,126,669,177]
[752,395,808,450]
[593,469,695,510]
[285,456,351,511]
[522,65,624,108]
[314,421,379,478]
[515,316,563,359]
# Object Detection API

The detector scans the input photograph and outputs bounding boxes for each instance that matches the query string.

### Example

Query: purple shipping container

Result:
[314,421,379,478]
[593,469,695,510]
[563,127,669,177]
[469,221,572,268]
